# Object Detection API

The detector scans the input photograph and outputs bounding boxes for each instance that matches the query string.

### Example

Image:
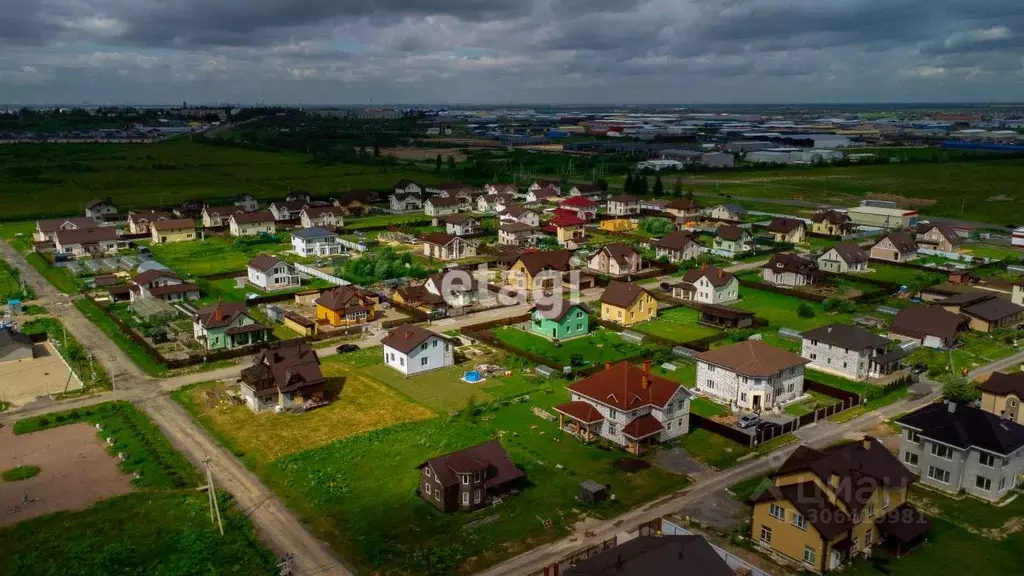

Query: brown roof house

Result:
[423,196,462,217]
[766,217,807,244]
[315,286,380,328]
[381,324,453,376]
[239,340,325,412]
[818,242,870,274]
[229,211,276,237]
[587,243,642,276]
[202,205,244,228]
[555,360,691,455]
[390,283,446,314]
[416,439,525,513]
[889,305,969,349]
[34,216,97,242]
[442,213,481,237]
[762,253,821,288]
[606,193,640,216]
[870,232,918,263]
[54,226,119,257]
[506,249,578,292]
[979,371,1024,426]
[672,265,738,305]
[498,222,538,247]
[938,291,1024,333]
[664,198,700,219]
[599,281,657,327]
[127,209,172,234]
[712,225,753,257]
[654,231,704,263]
[696,340,810,412]
[192,302,269,351]
[247,254,300,291]
[299,206,345,229]
[563,535,732,576]
[801,324,904,382]
[810,210,855,237]
[421,232,478,261]
[916,223,960,253]
[129,269,201,303]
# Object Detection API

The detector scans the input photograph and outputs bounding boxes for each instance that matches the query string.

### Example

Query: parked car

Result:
[335,343,359,354]
[660,282,674,293]
[737,413,760,429]
[910,362,928,375]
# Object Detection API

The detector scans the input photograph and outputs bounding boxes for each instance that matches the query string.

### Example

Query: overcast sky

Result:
[2,0,1022,105]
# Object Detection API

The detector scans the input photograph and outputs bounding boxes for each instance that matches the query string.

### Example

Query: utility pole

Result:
[203,456,225,535]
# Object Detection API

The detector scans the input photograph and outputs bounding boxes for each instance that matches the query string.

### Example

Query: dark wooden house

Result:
[416,439,525,513]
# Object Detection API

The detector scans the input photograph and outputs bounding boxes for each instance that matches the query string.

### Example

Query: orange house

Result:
[314,286,380,327]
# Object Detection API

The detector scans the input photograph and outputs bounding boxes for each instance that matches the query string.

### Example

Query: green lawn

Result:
[675,427,751,470]
[345,213,432,230]
[805,368,884,399]
[20,317,111,389]
[784,390,842,417]
[733,288,854,331]
[648,361,728,417]
[197,275,334,304]
[865,263,946,291]
[24,253,81,294]
[729,474,774,502]
[961,243,1022,261]
[492,326,657,369]
[631,307,722,343]
[149,235,291,277]
[0,259,34,301]
[907,329,1022,376]
[73,297,168,376]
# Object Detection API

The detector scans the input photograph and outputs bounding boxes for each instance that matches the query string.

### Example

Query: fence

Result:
[660,519,774,576]
[294,262,349,286]
[336,238,370,253]
[738,278,827,302]
[198,269,247,281]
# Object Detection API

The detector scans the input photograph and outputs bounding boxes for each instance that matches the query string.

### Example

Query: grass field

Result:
[0,140,443,221]
[866,263,946,291]
[345,213,433,229]
[631,306,722,343]
[733,288,854,330]
[784,390,842,416]
[675,427,751,470]
[148,234,291,277]
[0,259,34,301]
[493,326,656,369]
[907,330,1021,375]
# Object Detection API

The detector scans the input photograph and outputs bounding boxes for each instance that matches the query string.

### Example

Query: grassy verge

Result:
[729,474,774,503]
[755,433,797,454]
[631,307,722,343]
[24,252,80,294]
[830,386,911,423]
[676,427,751,469]
[73,297,168,376]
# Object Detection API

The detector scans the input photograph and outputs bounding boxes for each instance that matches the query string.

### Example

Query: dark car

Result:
[660,282,674,293]
[335,344,360,354]
[910,362,928,375]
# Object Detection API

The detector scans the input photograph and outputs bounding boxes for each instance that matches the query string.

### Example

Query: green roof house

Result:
[530,300,590,340]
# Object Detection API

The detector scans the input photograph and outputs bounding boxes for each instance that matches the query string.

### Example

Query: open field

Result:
[492,325,657,369]
[631,306,722,343]
[865,263,946,291]
[907,329,1022,375]
[19,317,110,390]
[676,428,751,470]
[733,287,854,330]
[148,234,291,277]
[0,140,444,221]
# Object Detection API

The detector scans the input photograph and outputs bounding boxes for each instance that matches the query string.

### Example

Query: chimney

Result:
[605,361,612,371]
[862,437,872,451]
[828,326,832,333]
[214,305,223,322]
[641,360,652,390]
[719,268,724,278]
[947,401,957,414]
[644,359,652,376]
[405,329,413,339]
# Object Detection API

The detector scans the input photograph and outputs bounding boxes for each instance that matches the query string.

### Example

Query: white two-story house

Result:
[229,212,276,237]
[382,324,454,376]
[695,340,810,412]
[672,265,738,305]
[291,227,343,257]
[247,254,300,291]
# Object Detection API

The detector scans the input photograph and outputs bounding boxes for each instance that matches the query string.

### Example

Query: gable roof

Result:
[562,535,732,576]
[500,205,534,218]
[697,340,810,377]
[681,265,734,287]
[753,482,853,540]
[766,217,805,234]
[420,232,458,246]
[608,194,638,203]
[918,223,959,244]
[132,269,181,286]
[515,250,573,275]
[569,361,686,411]
[531,299,590,322]
[444,213,478,225]
[247,254,285,272]
[665,198,699,211]
[315,286,375,312]
[811,210,851,225]
[335,189,376,204]
[291,227,337,240]
[394,179,421,189]
[891,305,969,341]
[765,252,817,275]
[301,205,343,219]
[802,323,890,350]
[560,195,598,208]
[36,216,97,234]
[717,225,748,241]
[571,183,602,194]
[550,213,586,227]
[381,323,447,354]
[499,222,535,234]
[876,231,917,253]
[596,243,638,267]
[654,230,700,251]
[269,200,309,213]
[394,284,445,306]
[979,371,1024,397]
[529,188,559,199]
[231,211,275,224]
[128,209,172,222]
[417,439,525,489]
[194,302,250,329]
[898,401,1024,456]
[151,218,195,231]
[241,339,323,396]
[85,197,115,209]
[714,203,746,215]
[824,241,870,264]
[203,205,243,216]
[599,281,650,308]
[426,196,461,207]
[54,227,117,245]
[960,296,1024,323]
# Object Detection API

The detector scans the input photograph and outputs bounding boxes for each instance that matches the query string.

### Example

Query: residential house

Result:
[443,214,481,236]
[599,281,657,327]
[695,340,809,411]
[315,286,380,326]
[713,225,753,257]
[654,230,704,263]
[606,194,640,216]
[889,305,969,349]
[285,191,311,203]
[484,183,517,196]
[562,535,732,576]
[424,196,462,217]
[333,190,375,216]
[979,371,1024,425]
[766,217,808,244]
[698,304,755,330]
[381,323,453,376]
[498,205,541,228]
[506,250,574,292]
[640,198,671,213]
[229,211,276,237]
[708,203,746,222]
[233,194,259,212]
[664,198,701,219]
[390,192,424,212]
[558,196,598,221]
[269,200,309,222]
[416,439,525,513]
[498,222,537,246]
[801,324,905,381]
[567,183,603,201]
[870,232,918,263]
[247,254,300,291]
[751,439,926,573]
[555,360,691,454]
[547,213,587,247]
[202,205,244,228]
[421,232,478,261]
[393,179,422,195]
[391,284,446,314]
[129,269,200,302]
[810,210,855,237]
[53,227,118,257]
[937,291,1024,332]
[916,223,960,253]
[172,200,204,219]
[897,401,1024,503]
[818,242,870,273]
[477,193,515,213]
[0,330,35,363]
[299,206,344,229]
[127,210,171,234]
[525,187,559,203]
[150,218,196,244]
[425,271,483,309]
[34,217,97,242]
[193,302,268,351]
[529,179,561,196]
[762,253,821,288]
[85,197,118,223]
[291,227,343,257]
[1014,281,1024,307]
[588,243,642,276]
[426,182,470,196]
[239,340,325,412]
[529,299,590,340]
[672,265,738,305]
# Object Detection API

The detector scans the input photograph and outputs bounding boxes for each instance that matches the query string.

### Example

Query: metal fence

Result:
[294,263,349,286]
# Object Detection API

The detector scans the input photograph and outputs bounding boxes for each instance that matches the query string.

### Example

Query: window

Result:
[424,468,431,478]
[706,379,716,390]
[461,474,469,485]
[979,453,996,467]
[420,357,429,367]
[462,492,470,505]
[667,421,673,431]
[792,513,807,530]
[928,466,951,484]
[434,490,440,502]
[760,526,772,544]
[400,357,405,367]
[433,339,438,348]
[865,529,873,545]
[425,483,432,496]
[803,546,816,565]
[883,492,890,510]
[576,311,583,319]
[908,430,920,442]
[810,353,817,360]
[867,503,875,517]
[931,443,954,460]
[1000,477,1007,491]
[474,472,481,482]
[976,475,992,491]
[769,503,784,520]
[577,323,583,331]
[421,343,428,351]
[608,423,617,434]
[904,452,919,466]
[740,393,747,402]
[787,383,794,394]
[474,490,482,504]
[852,537,859,551]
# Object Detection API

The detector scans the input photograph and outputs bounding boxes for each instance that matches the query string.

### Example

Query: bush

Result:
[639,217,674,235]
[797,303,815,318]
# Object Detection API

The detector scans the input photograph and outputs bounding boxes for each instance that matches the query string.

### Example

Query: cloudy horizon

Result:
[1,0,1023,105]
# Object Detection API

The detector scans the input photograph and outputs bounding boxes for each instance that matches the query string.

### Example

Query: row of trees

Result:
[622,172,695,199]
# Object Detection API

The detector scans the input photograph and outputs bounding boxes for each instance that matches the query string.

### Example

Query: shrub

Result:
[797,303,815,318]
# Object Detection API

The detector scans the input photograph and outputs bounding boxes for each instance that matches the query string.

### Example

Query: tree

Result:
[639,217,674,235]
[672,177,683,198]
[447,155,455,171]
[797,303,815,318]
[596,178,608,191]
[373,145,381,157]
[685,187,695,201]
[653,175,664,196]
[435,154,442,171]
[939,373,980,404]
[637,174,649,196]
[624,172,634,194]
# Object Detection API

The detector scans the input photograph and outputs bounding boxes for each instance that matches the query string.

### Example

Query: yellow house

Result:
[150,218,197,244]
[811,210,854,237]
[314,286,380,327]
[750,439,928,573]
[550,214,586,247]
[599,218,637,232]
[599,280,656,327]
[506,250,573,292]
[766,217,807,244]
[978,371,1024,425]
